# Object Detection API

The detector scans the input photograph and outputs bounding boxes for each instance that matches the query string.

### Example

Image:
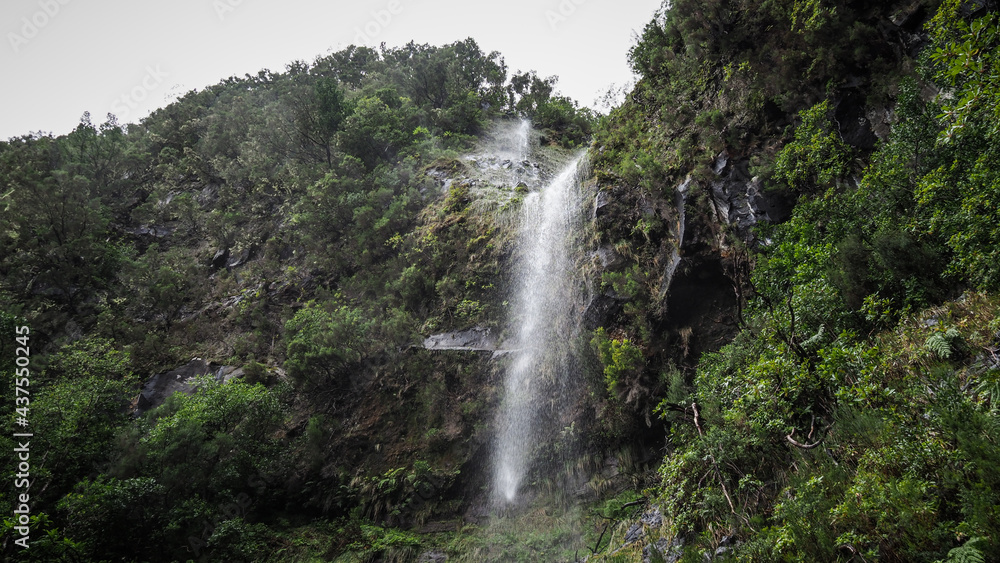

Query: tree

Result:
[283,301,375,391]
[338,90,411,169]
[0,130,121,314]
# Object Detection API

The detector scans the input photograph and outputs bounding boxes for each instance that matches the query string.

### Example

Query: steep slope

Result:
[585,0,1000,560]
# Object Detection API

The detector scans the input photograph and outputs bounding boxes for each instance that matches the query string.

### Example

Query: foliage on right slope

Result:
[594,0,1000,560]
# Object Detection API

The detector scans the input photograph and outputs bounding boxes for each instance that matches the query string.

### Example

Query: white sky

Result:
[0,0,662,139]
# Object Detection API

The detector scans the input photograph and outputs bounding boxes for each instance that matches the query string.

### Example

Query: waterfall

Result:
[493,148,588,505]
[472,118,537,190]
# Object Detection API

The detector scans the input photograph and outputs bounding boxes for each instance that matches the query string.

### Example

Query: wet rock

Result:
[836,90,879,150]
[594,190,613,219]
[583,293,623,331]
[709,159,792,240]
[595,245,625,271]
[423,327,497,351]
[211,248,229,271]
[712,150,729,175]
[417,551,447,563]
[624,522,645,545]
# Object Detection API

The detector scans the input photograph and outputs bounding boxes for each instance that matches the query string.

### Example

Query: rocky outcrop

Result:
[603,506,685,563]
[422,327,498,352]
[583,292,624,331]
[708,151,792,241]
[134,358,243,416]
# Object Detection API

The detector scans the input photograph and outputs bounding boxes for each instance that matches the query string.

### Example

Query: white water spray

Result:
[493,148,587,505]
[471,118,537,190]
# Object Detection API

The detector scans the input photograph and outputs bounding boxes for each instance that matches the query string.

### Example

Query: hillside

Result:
[2,0,1000,561]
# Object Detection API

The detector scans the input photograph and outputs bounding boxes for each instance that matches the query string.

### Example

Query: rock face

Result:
[603,506,685,563]
[422,327,498,351]
[134,358,243,416]
[210,248,229,271]
[709,151,792,241]
[583,292,624,331]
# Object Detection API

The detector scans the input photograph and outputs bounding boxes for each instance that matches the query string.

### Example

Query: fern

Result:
[926,328,961,359]
[974,371,1000,413]
[940,537,988,563]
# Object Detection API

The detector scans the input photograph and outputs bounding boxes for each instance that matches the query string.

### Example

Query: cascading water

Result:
[492,148,588,505]
[472,118,537,190]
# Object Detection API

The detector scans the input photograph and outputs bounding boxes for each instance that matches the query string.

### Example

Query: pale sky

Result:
[0,0,663,139]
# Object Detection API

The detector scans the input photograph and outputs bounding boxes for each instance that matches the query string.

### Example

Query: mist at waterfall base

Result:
[487,120,590,509]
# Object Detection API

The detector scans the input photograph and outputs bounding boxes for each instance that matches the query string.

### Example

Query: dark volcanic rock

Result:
[595,245,625,271]
[211,248,229,271]
[135,358,242,415]
[836,90,879,150]
[594,189,613,220]
[709,155,792,240]
[423,327,497,351]
[583,292,624,331]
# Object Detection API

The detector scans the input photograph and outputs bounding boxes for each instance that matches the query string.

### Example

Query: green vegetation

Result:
[3,0,1000,560]
[0,38,596,562]
[585,0,1000,560]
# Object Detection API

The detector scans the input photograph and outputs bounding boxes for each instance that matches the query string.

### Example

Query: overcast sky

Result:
[1,0,662,139]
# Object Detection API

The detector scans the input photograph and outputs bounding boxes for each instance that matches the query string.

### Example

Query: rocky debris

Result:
[624,522,645,545]
[967,331,1000,377]
[711,535,740,560]
[220,283,267,310]
[604,506,685,563]
[622,507,667,547]
[197,184,220,205]
[134,358,242,416]
[227,247,253,269]
[644,537,684,563]
[423,327,497,351]
[641,509,663,528]
[426,162,464,193]
[417,550,447,562]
